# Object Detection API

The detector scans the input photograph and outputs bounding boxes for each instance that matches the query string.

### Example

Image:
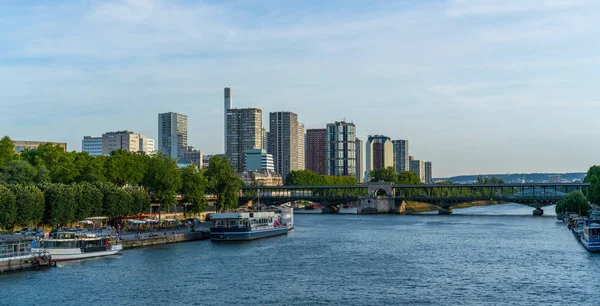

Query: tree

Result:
[206,156,241,211]
[74,153,107,183]
[0,185,17,230]
[106,150,145,186]
[1,160,38,185]
[128,187,151,215]
[21,143,79,184]
[41,183,77,227]
[142,154,182,216]
[97,182,133,218]
[0,136,17,167]
[179,165,208,215]
[74,182,103,220]
[397,171,421,185]
[10,185,45,228]
[285,170,325,186]
[369,167,398,183]
[555,191,591,216]
[585,166,600,204]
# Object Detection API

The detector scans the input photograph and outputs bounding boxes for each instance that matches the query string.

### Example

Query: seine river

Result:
[3,204,600,305]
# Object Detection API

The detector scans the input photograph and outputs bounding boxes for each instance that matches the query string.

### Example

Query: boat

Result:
[339,204,358,214]
[570,218,585,241]
[580,224,600,252]
[0,235,54,273]
[33,232,122,262]
[295,204,323,214]
[209,208,294,241]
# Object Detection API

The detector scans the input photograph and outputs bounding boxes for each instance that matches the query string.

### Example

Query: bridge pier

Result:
[533,208,543,216]
[438,207,452,215]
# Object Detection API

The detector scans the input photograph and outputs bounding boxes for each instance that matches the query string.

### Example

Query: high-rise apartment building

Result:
[410,158,426,183]
[261,127,267,151]
[365,135,393,181]
[356,138,364,183]
[305,129,327,175]
[224,87,232,152]
[226,108,262,173]
[140,137,155,155]
[392,139,409,174]
[268,111,304,179]
[297,123,305,171]
[82,136,103,156]
[158,112,188,159]
[326,121,356,177]
[424,161,432,184]
[244,149,275,171]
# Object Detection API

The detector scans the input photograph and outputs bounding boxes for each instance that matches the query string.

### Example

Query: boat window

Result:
[229,220,238,227]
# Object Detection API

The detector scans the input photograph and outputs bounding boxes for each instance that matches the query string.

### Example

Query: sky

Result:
[1,0,599,177]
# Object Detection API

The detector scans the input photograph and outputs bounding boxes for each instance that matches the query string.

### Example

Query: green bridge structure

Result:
[239,182,590,215]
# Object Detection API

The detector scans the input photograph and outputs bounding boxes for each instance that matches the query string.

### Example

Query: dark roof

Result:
[0,234,30,243]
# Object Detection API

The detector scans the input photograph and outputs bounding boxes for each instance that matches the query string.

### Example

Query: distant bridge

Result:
[239,183,589,211]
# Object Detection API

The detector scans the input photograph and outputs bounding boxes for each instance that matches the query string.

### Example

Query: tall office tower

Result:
[365,135,393,181]
[268,111,304,179]
[101,131,142,155]
[226,108,262,172]
[261,127,267,150]
[392,139,410,174]
[326,121,356,177]
[297,123,305,171]
[305,129,327,175]
[355,138,364,183]
[158,112,188,159]
[82,136,103,156]
[224,87,232,152]
[424,161,432,184]
[410,159,426,183]
[244,149,275,171]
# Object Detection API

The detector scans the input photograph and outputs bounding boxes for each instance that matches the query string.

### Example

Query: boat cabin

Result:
[584,225,600,242]
[210,212,279,229]
[0,235,32,260]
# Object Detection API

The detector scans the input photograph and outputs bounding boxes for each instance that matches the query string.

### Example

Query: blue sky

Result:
[1,0,599,177]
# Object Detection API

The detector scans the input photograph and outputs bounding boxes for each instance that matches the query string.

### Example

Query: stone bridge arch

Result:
[367,182,393,197]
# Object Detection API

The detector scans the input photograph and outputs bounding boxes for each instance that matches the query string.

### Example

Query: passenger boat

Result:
[580,224,600,252]
[210,208,294,241]
[33,232,122,261]
[339,204,358,214]
[0,235,54,273]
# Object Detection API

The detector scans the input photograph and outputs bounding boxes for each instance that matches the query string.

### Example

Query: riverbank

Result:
[121,230,210,249]
[404,200,502,213]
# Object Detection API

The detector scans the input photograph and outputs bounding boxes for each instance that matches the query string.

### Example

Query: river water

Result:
[2,204,600,305]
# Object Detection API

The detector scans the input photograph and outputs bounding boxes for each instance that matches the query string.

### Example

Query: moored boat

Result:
[1,235,54,273]
[33,232,122,262]
[339,203,358,214]
[210,208,293,241]
[580,224,600,252]
[295,204,323,214]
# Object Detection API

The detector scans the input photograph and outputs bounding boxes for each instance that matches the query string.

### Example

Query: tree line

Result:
[0,136,241,230]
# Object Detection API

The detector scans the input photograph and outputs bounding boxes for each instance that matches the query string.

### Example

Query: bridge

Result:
[239,182,590,215]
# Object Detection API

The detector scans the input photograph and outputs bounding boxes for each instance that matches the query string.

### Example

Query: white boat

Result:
[210,208,294,241]
[33,232,122,262]
[0,235,53,272]
[580,224,600,252]
[338,204,358,214]
[294,204,323,214]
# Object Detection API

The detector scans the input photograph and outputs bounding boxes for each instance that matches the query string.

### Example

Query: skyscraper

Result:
[225,108,263,173]
[261,127,267,151]
[158,112,188,159]
[355,138,364,183]
[305,129,327,175]
[268,111,304,179]
[410,158,426,183]
[224,87,232,152]
[326,121,356,177]
[424,161,432,184]
[365,135,393,181]
[392,139,409,174]
[297,123,305,170]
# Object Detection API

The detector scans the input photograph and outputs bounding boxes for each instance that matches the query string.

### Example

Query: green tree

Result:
[0,136,18,167]
[285,170,325,186]
[21,143,79,183]
[179,165,208,215]
[555,191,591,216]
[1,160,38,185]
[128,187,151,215]
[97,182,133,218]
[74,182,103,220]
[142,154,182,215]
[41,183,76,227]
[585,166,600,204]
[206,156,241,211]
[106,150,146,186]
[0,185,17,230]
[369,167,398,183]
[74,153,107,183]
[397,171,421,185]
[10,185,45,228]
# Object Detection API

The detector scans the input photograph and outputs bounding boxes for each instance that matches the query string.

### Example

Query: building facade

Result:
[158,112,188,159]
[410,158,426,183]
[305,129,327,175]
[181,146,203,168]
[356,138,364,183]
[226,108,263,173]
[392,139,409,174]
[238,170,283,186]
[140,137,155,155]
[13,140,67,153]
[244,149,275,171]
[82,136,103,156]
[424,161,432,184]
[268,111,304,179]
[297,123,305,171]
[101,131,141,155]
[224,87,232,152]
[365,135,393,181]
[326,121,356,177]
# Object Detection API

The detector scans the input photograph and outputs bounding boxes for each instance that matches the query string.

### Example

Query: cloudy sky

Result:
[1,0,599,177]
